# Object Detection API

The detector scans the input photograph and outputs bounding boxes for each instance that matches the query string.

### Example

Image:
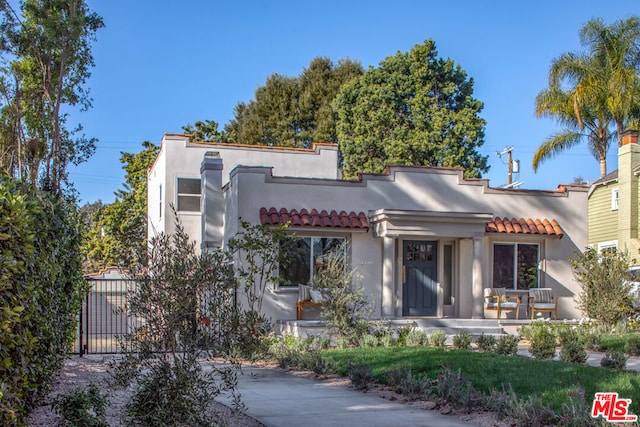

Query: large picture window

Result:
[493,243,539,289]
[176,178,201,212]
[280,236,345,286]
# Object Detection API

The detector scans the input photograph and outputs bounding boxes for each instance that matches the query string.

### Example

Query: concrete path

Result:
[216,365,475,427]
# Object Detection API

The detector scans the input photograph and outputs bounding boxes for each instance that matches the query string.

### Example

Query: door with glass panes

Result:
[403,240,438,316]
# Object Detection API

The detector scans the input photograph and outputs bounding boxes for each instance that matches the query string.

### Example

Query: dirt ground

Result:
[27,356,508,427]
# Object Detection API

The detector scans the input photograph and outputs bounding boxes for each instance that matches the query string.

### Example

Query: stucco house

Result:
[588,130,640,260]
[148,133,588,323]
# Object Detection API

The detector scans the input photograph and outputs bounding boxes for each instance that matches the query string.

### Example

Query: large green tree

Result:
[0,0,104,192]
[85,141,159,271]
[333,40,488,179]
[534,16,640,178]
[225,57,363,147]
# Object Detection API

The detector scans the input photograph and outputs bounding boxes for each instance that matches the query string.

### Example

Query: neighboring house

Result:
[588,130,640,260]
[149,133,588,321]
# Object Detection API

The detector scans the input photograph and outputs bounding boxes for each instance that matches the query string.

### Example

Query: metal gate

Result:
[73,272,137,355]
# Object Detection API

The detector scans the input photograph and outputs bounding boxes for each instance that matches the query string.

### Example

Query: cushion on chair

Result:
[493,287,507,302]
[298,284,312,302]
[534,288,554,303]
[309,288,326,303]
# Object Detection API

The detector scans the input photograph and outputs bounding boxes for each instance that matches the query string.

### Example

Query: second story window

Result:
[177,178,201,212]
[611,187,619,211]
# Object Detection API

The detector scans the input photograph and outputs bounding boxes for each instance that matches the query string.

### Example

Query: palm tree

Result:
[579,17,640,145]
[534,85,614,178]
[534,16,640,178]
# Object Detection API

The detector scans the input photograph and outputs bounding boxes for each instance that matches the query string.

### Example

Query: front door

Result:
[403,240,438,316]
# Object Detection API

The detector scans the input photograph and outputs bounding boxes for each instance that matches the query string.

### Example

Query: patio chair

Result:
[528,288,558,319]
[484,287,520,319]
[296,284,323,320]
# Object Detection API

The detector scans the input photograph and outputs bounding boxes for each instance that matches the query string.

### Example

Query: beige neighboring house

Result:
[588,130,640,261]
[148,133,588,322]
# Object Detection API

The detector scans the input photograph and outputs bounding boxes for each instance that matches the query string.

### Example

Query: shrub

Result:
[523,322,556,360]
[51,383,109,427]
[430,330,447,348]
[111,220,242,427]
[312,242,373,346]
[298,349,337,375]
[433,367,482,409]
[559,340,588,364]
[346,361,374,391]
[582,328,602,351]
[476,333,497,352]
[487,385,557,427]
[624,335,640,356]
[383,366,432,400]
[404,328,429,347]
[0,178,88,425]
[570,247,634,327]
[494,335,520,356]
[600,351,627,370]
[452,330,472,350]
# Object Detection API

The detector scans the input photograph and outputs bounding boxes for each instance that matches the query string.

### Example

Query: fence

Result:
[73,271,137,355]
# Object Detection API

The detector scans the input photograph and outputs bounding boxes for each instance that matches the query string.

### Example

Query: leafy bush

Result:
[452,330,472,350]
[494,335,520,356]
[559,339,588,364]
[624,335,640,356]
[0,178,88,425]
[487,385,557,427]
[346,361,374,391]
[430,330,447,348]
[476,333,496,352]
[521,322,556,360]
[570,248,634,326]
[111,220,242,427]
[383,366,432,400]
[51,383,108,427]
[312,242,373,346]
[433,367,482,409]
[600,351,627,370]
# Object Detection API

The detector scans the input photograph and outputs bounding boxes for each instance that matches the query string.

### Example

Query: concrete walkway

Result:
[215,349,640,427]
[216,365,475,427]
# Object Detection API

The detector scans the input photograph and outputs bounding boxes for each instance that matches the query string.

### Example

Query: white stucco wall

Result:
[225,165,588,321]
[147,133,340,246]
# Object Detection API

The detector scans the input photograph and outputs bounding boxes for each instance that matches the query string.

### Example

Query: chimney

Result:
[200,152,224,250]
[618,130,640,255]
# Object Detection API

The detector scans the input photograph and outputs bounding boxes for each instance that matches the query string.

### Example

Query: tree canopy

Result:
[534,16,640,178]
[333,40,489,179]
[84,141,159,271]
[0,0,104,192]
[225,57,363,147]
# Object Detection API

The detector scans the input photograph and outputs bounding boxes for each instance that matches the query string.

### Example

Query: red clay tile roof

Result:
[486,217,563,238]
[260,207,370,230]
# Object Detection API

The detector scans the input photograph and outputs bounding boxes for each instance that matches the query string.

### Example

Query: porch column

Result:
[472,233,484,319]
[381,236,395,318]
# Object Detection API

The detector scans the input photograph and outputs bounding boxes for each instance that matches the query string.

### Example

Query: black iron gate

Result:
[74,276,137,355]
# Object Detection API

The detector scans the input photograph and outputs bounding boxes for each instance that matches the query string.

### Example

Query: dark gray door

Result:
[403,240,438,316]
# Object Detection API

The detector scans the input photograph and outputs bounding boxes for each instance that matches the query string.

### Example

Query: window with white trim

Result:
[280,236,345,286]
[597,240,618,255]
[159,184,162,218]
[176,178,201,212]
[493,243,540,289]
[611,187,619,210]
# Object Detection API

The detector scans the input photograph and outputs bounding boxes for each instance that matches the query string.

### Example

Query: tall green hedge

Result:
[0,177,87,425]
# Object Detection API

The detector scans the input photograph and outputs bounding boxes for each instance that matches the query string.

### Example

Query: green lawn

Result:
[599,333,640,352]
[322,347,640,413]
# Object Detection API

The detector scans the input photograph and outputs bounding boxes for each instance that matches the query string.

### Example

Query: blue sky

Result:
[66,1,639,204]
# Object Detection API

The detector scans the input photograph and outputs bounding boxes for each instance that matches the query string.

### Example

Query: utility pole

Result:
[498,146,522,188]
